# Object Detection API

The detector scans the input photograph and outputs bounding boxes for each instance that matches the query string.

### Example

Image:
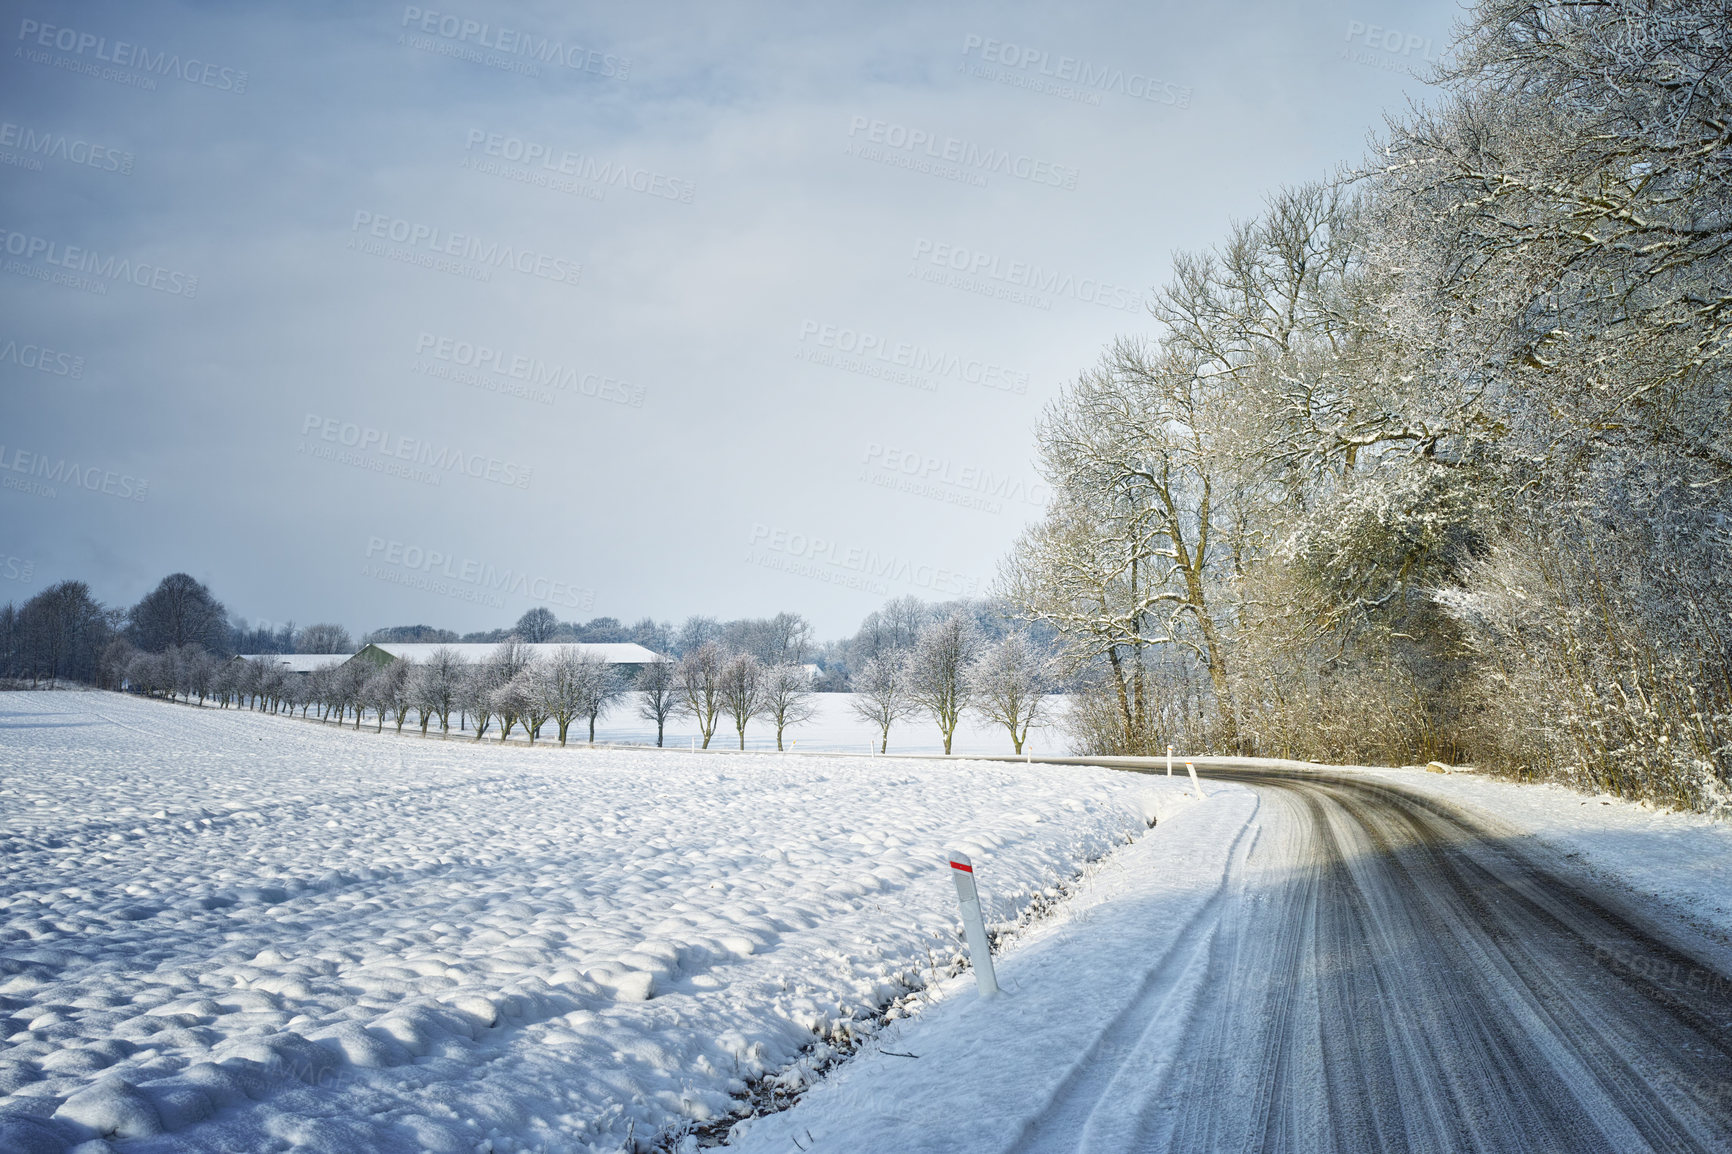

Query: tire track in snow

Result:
[1131,763,1732,1154]
[1004,795,1258,1152]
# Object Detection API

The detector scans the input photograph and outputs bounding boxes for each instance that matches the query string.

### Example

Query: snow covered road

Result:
[0,692,1168,1153]
[733,760,1732,1153]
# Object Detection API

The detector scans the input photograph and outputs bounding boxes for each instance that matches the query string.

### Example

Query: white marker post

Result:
[1166,745,1174,776]
[1185,761,1205,801]
[946,851,999,997]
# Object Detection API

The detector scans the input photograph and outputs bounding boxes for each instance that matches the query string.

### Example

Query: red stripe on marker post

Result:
[949,860,973,873]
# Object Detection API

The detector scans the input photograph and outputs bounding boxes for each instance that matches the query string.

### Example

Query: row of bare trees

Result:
[668,644,816,750]
[125,644,647,747]
[1003,0,1731,813]
[846,613,1057,755]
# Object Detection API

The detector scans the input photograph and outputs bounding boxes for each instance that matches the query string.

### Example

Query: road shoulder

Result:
[728,781,1259,1154]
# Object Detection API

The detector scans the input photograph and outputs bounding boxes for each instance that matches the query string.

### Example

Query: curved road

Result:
[1013,756,1732,1153]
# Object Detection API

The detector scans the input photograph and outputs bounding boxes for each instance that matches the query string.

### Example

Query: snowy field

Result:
[0,690,1170,1153]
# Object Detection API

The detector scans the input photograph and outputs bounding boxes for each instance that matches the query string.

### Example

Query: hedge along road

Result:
[993,754,1732,1153]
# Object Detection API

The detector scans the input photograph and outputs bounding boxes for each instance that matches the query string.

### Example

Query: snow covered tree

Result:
[577,654,625,743]
[485,643,535,740]
[717,653,767,750]
[905,613,980,754]
[457,661,500,740]
[1003,338,1245,754]
[409,647,465,734]
[492,681,524,742]
[851,653,911,754]
[328,660,369,727]
[762,664,816,751]
[365,659,414,733]
[967,633,1055,755]
[125,651,168,697]
[530,647,594,746]
[636,659,679,747]
[676,642,726,748]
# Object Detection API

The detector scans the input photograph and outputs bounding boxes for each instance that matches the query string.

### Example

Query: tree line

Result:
[116,619,1054,756]
[1002,0,1731,813]
[2,570,1060,753]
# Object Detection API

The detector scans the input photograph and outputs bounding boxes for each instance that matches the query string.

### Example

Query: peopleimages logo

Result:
[399,7,629,79]
[364,536,594,611]
[0,228,198,297]
[909,237,1141,313]
[747,523,981,598]
[0,444,148,501]
[862,442,1048,508]
[414,332,646,407]
[299,414,534,489]
[0,120,133,174]
[349,211,581,287]
[797,321,1028,395]
[463,130,694,204]
[1343,21,1440,62]
[960,35,1191,108]
[15,18,249,93]
[0,336,84,378]
[846,116,1079,190]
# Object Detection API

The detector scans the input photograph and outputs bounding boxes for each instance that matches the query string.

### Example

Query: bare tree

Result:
[297,622,355,654]
[330,660,370,727]
[636,659,679,747]
[850,653,912,754]
[717,653,767,750]
[906,613,979,754]
[576,652,626,742]
[127,573,227,655]
[968,632,1055,754]
[487,643,535,740]
[532,647,591,746]
[125,652,168,697]
[676,615,722,655]
[513,607,560,643]
[19,581,111,684]
[457,661,500,740]
[492,672,538,743]
[762,664,816,751]
[366,659,414,733]
[256,661,291,715]
[410,647,465,734]
[101,638,137,694]
[1002,340,1243,754]
[676,642,726,748]
[182,647,217,705]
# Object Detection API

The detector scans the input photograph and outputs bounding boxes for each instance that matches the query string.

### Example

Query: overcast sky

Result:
[1,0,1457,639]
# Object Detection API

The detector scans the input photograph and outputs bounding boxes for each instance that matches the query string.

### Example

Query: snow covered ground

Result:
[0,690,1172,1154]
[730,758,1732,1153]
[7,691,1728,1153]
[728,780,1254,1154]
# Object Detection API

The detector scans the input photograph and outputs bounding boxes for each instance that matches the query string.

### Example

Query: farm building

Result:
[232,654,347,677]
[343,641,667,678]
